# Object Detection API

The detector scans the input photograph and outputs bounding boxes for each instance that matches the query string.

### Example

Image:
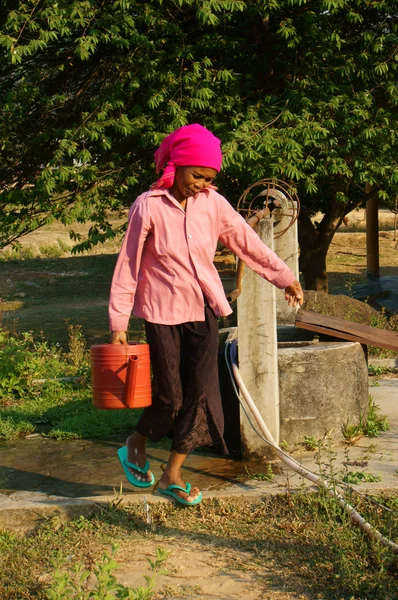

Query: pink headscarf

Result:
[152,123,222,189]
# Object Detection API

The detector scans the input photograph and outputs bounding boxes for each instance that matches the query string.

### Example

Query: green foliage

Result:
[369,311,398,359]
[0,329,70,400]
[341,421,363,444]
[44,545,169,600]
[0,0,397,260]
[341,394,389,443]
[0,415,34,440]
[302,435,321,451]
[67,324,87,368]
[342,470,382,484]
[0,244,38,260]
[368,364,390,377]
[360,395,389,438]
[237,464,274,482]
[0,325,141,440]
[47,403,142,440]
[38,243,66,259]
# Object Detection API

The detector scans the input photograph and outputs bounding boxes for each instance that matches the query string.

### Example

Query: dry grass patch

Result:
[1,494,398,599]
[327,230,398,293]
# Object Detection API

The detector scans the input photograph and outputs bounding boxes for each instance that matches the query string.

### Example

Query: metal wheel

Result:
[237,178,300,239]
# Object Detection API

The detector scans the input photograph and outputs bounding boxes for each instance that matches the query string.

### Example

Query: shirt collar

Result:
[148,187,211,201]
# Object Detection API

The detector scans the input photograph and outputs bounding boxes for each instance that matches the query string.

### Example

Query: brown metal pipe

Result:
[227,259,245,303]
[245,207,269,227]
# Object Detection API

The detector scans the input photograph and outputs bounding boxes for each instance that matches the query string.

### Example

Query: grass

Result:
[0,217,126,345]
[302,435,322,451]
[0,326,142,440]
[0,252,132,347]
[341,395,389,444]
[0,492,398,599]
[342,471,382,484]
[368,364,391,377]
[43,544,169,600]
[237,464,274,482]
[327,228,398,295]
[0,376,142,442]
[361,395,390,437]
[340,216,397,234]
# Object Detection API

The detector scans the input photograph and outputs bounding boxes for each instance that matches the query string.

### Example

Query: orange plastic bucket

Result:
[90,343,152,409]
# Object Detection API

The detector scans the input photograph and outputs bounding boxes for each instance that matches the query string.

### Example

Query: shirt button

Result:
[188,234,192,239]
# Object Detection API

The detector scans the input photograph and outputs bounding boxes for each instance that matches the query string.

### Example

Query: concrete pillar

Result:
[237,217,279,457]
[274,205,299,324]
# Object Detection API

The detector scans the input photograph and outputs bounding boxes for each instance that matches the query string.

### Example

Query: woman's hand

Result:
[284,280,304,308]
[110,331,128,344]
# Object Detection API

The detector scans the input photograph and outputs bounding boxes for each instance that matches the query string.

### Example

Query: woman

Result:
[109,123,303,505]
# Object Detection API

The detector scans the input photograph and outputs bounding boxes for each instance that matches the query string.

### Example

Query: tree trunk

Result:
[298,195,350,292]
[298,207,331,292]
[298,189,377,292]
[299,240,329,291]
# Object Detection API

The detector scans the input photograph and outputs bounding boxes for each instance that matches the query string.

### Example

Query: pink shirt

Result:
[109,187,295,330]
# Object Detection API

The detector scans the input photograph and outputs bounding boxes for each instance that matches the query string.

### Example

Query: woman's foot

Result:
[126,433,152,483]
[158,469,201,503]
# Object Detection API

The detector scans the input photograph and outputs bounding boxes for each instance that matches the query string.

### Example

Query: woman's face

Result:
[171,166,217,202]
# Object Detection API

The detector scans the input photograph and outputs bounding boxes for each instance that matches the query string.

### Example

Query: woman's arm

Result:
[217,194,297,291]
[109,196,151,334]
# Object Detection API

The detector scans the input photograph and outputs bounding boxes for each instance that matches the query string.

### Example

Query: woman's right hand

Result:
[110,331,128,345]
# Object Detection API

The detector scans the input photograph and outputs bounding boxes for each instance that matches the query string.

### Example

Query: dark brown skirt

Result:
[136,306,228,455]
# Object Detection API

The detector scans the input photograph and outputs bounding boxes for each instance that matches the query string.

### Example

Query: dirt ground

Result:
[311,208,398,293]
[115,538,317,600]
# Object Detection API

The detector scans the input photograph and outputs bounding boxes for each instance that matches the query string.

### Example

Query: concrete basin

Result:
[277,326,368,445]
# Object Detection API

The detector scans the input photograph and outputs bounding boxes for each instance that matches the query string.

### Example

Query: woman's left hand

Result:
[284,280,304,307]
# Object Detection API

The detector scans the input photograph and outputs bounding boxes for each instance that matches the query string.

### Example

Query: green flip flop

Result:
[117,446,155,488]
[158,482,203,506]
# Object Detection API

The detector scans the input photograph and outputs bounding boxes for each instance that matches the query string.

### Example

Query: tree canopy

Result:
[0,0,397,289]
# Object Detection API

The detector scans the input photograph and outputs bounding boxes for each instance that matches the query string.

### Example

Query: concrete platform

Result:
[0,378,397,531]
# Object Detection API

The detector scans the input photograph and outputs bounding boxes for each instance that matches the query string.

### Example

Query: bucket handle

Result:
[124,355,139,408]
